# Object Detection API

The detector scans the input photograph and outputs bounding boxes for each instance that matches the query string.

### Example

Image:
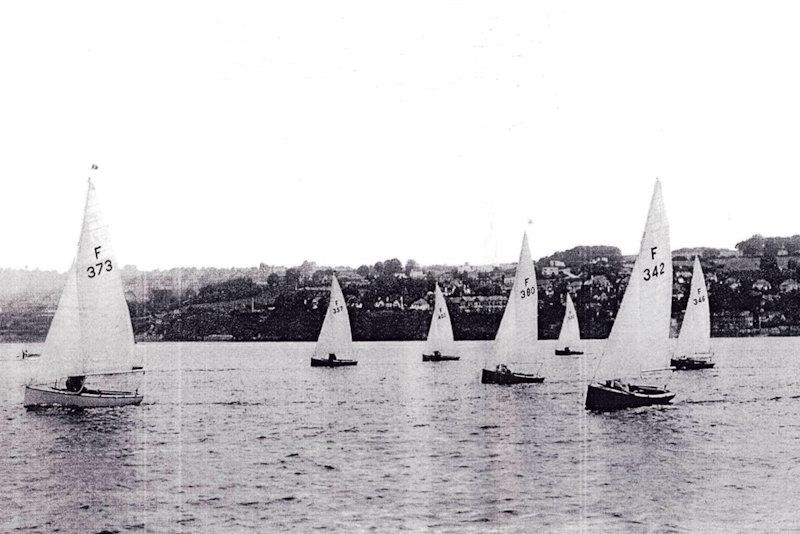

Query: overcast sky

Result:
[2,2,799,271]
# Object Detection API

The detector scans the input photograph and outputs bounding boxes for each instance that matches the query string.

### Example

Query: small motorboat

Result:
[481,364,544,385]
[585,380,674,411]
[310,354,357,367]
[670,356,714,370]
[20,349,41,359]
[422,350,460,362]
[554,347,584,356]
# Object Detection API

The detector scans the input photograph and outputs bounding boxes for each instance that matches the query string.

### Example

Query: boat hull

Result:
[585,382,675,411]
[670,357,715,370]
[422,354,460,362]
[555,348,583,356]
[310,357,357,367]
[24,385,143,409]
[481,368,544,385]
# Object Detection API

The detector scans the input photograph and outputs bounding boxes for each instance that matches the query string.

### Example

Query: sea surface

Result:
[2,338,800,532]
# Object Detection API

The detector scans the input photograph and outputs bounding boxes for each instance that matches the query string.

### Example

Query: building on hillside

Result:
[409,298,430,311]
[752,279,772,292]
[780,279,800,293]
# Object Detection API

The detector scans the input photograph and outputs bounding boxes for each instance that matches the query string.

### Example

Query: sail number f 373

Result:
[86,245,113,278]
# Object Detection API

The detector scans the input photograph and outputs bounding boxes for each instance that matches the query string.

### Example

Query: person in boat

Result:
[21,349,28,359]
[433,350,441,358]
[607,379,629,392]
[328,353,337,362]
[495,363,510,375]
[65,375,86,393]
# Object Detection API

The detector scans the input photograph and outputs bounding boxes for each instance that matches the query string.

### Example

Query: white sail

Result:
[39,263,82,381]
[494,233,538,361]
[425,283,454,354]
[557,292,581,347]
[594,180,672,380]
[314,275,352,358]
[37,180,139,383]
[75,180,138,375]
[675,256,711,357]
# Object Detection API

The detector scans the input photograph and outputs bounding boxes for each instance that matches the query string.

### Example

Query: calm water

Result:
[2,338,800,532]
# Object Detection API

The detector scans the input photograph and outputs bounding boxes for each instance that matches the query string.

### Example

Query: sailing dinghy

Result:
[555,292,583,355]
[585,180,674,411]
[481,233,544,385]
[671,256,714,370]
[310,275,357,367]
[422,283,459,362]
[24,177,143,409]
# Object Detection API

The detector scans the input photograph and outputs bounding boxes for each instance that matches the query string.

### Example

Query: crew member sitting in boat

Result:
[606,379,629,392]
[65,375,86,393]
[328,353,337,362]
[495,363,510,374]
[433,350,441,358]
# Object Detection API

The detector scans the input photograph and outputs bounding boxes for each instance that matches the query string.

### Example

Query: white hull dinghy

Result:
[24,173,144,410]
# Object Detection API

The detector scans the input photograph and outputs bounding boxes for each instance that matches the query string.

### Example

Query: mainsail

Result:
[594,180,672,380]
[675,256,711,357]
[494,233,538,361]
[557,292,581,347]
[425,283,454,354]
[37,179,140,383]
[315,275,353,358]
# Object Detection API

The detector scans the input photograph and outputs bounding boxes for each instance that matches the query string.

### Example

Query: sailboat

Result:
[671,256,714,370]
[24,177,144,409]
[555,292,583,355]
[310,275,357,367]
[481,233,544,385]
[422,283,459,362]
[585,180,675,411]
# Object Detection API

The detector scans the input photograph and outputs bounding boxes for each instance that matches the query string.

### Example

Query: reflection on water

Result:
[2,338,800,531]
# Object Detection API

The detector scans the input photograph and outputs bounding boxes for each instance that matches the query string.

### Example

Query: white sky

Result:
[1,2,799,271]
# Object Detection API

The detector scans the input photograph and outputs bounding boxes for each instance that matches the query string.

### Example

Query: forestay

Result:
[315,275,353,358]
[425,283,454,354]
[594,180,672,380]
[675,256,711,357]
[557,292,581,347]
[493,233,538,362]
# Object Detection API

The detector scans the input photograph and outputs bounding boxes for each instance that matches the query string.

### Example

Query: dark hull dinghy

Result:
[310,356,357,367]
[585,381,674,411]
[670,356,714,370]
[422,353,460,362]
[555,347,583,356]
[481,367,544,385]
